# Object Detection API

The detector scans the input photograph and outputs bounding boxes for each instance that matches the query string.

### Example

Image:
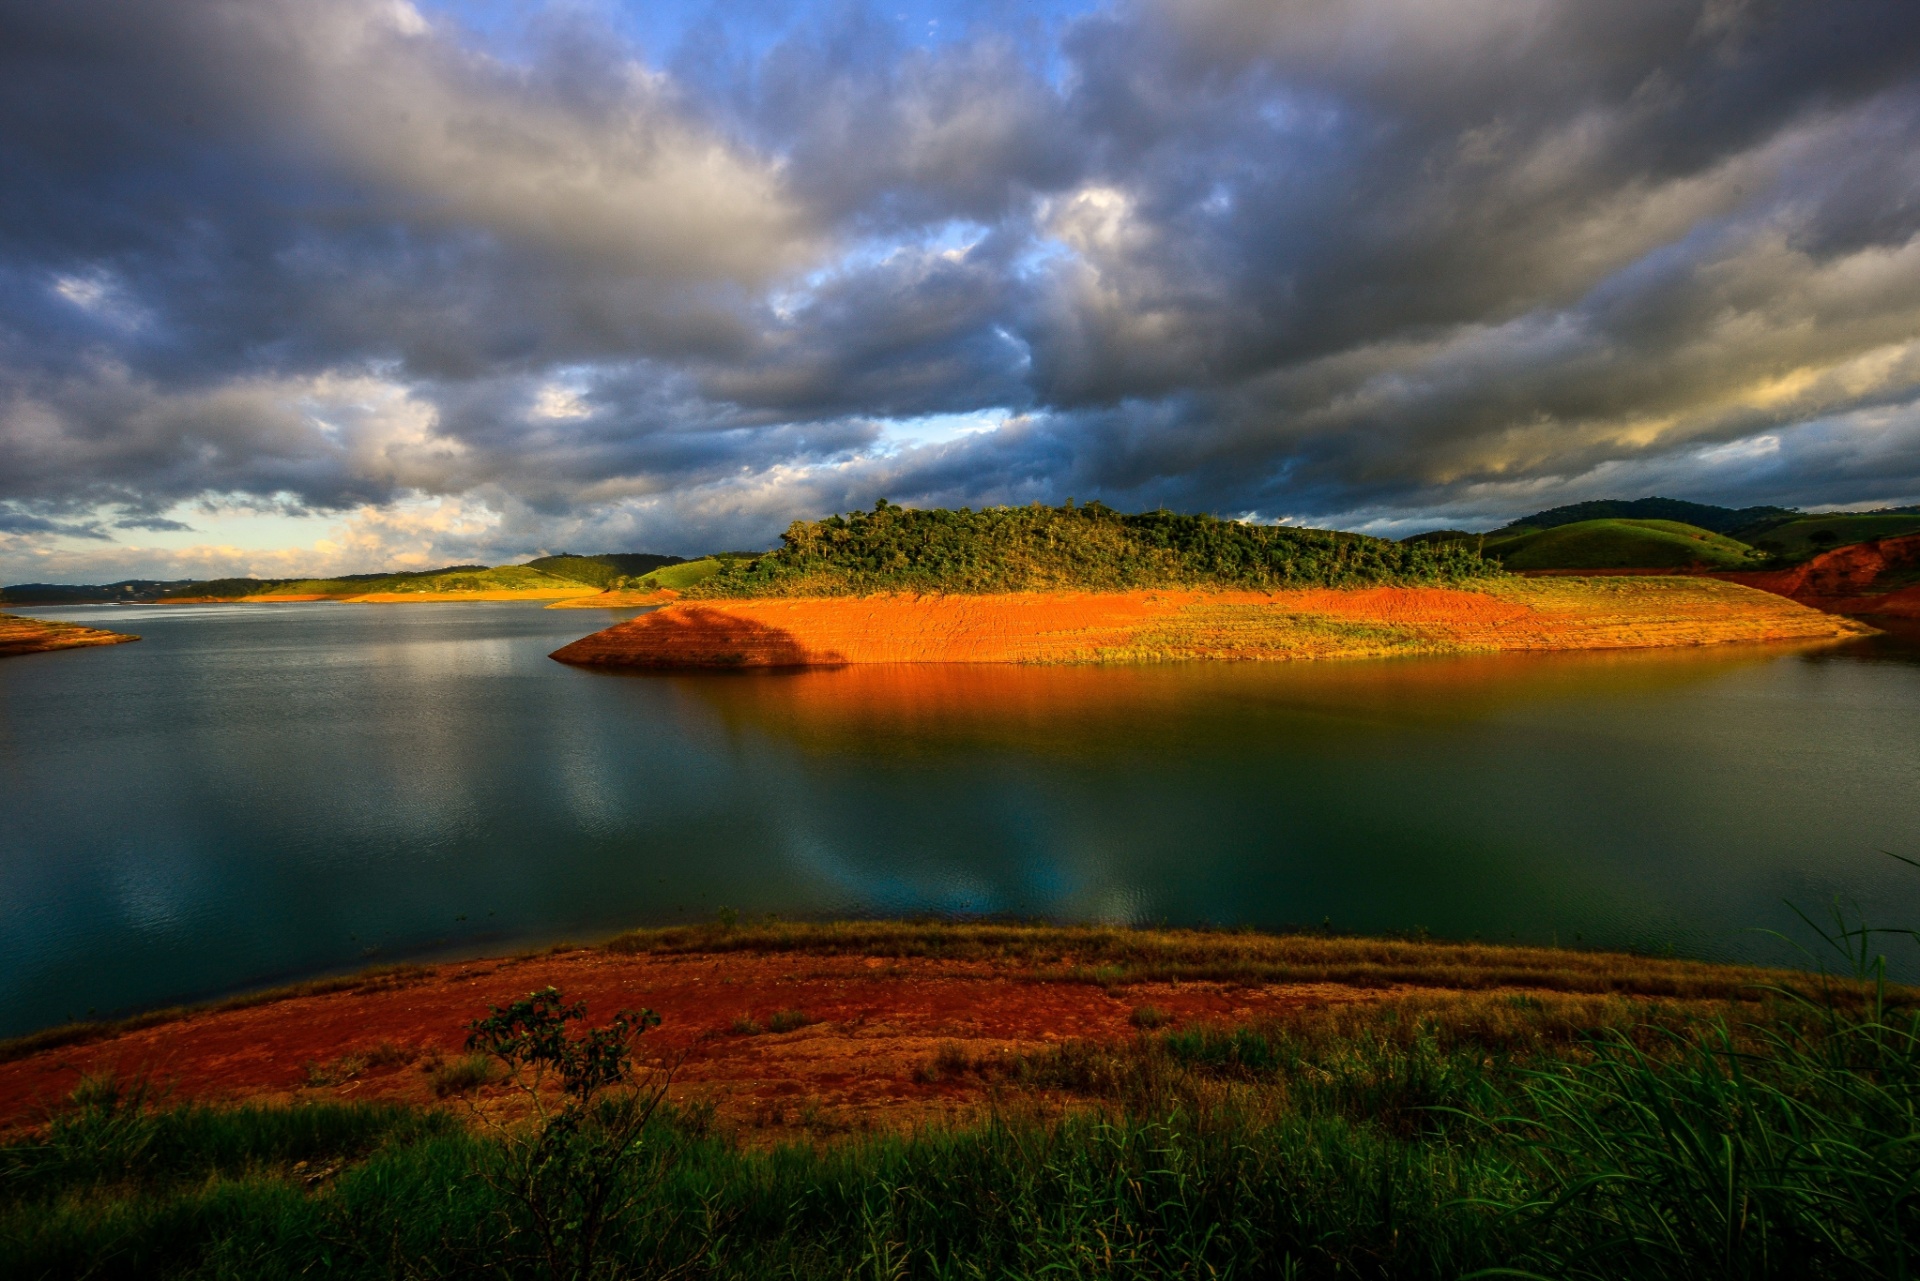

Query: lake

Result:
[2,600,1918,1037]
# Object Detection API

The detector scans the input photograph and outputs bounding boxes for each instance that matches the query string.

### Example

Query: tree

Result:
[464,988,676,1281]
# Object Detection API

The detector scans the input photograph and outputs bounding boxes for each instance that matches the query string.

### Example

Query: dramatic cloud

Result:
[2,0,1918,578]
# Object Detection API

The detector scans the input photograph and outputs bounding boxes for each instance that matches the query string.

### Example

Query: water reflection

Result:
[1,603,1916,1037]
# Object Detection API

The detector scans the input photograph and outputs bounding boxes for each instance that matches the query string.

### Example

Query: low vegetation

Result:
[620,557,729,592]
[1475,518,1762,570]
[4,931,1912,1279]
[682,500,1498,598]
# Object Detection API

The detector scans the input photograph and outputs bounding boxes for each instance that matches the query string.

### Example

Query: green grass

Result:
[283,565,593,595]
[629,557,727,592]
[1477,519,1760,571]
[683,500,1497,598]
[523,554,684,588]
[1742,513,1920,563]
[6,977,1912,1280]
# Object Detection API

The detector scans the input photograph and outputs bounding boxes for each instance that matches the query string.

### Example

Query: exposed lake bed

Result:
[2,599,1917,1038]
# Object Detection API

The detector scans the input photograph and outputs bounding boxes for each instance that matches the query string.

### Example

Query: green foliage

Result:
[685,500,1498,597]
[1475,519,1761,571]
[463,988,671,1281]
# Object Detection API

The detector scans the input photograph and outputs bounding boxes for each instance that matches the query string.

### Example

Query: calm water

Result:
[3,601,1919,1037]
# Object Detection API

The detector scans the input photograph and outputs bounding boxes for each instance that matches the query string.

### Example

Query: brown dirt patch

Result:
[551,580,1864,669]
[0,613,139,657]
[0,951,1387,1136]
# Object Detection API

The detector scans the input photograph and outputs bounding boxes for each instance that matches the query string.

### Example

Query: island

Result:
[550,501,1869,669]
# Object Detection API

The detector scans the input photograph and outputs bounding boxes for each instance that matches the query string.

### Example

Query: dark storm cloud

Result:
[2,0,1919,576]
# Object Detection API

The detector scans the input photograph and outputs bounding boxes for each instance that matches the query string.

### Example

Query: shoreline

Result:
[0,921,1839,1136]
[0,612,139,657]
[152,587,601,605]
[551,577,1870,669]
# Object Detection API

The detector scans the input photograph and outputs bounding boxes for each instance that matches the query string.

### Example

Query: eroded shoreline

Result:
[551,577,1869,669]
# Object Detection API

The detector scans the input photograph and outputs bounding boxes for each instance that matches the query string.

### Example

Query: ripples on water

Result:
[1,602,1917,1035]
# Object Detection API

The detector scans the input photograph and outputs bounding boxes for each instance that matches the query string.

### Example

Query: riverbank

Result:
[550,576,1868,668]
[0,612,138,657]
[0,921,1829,1137]
[5,921,1910,1278]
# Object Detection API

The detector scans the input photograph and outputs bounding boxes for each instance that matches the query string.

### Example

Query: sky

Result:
[3,0,1919,582]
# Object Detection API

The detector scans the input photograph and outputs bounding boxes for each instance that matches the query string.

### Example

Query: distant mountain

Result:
[0,580,192,605]
[3,554,688,603]
[1496,498,1798,536]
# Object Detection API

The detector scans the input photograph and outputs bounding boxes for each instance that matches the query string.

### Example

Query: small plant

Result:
[1130,1004,1172,1030]
[767,1008,814,1034]
[463,987,675,1281]
[425,1052,500,1098]
[730,1016,763,1036]
[305,1041,420,1086]
[914,1041,975,1083]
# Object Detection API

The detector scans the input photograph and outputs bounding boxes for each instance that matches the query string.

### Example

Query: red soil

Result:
[549,582,1857,669]
[0,952,1383,1136]
[548,588,1537,667]
[1716,533,1920,615]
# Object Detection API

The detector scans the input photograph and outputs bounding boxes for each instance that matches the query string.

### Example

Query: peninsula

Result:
[0,613,138,658]
[550,501,1868,668]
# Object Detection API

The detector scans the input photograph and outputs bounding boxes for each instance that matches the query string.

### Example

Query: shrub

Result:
[424,1052,500,1098]
[462,987,673,1281]
[767,1008,814,1034]
[1131,1004,1173,1030]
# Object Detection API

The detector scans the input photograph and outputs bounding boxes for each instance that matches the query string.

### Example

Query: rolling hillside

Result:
[521,553,686,588]
[1477,519,1760,571]
[1489,497,1794,536]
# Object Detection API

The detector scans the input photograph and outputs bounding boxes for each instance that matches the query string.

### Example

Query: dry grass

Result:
[0,613,138,657]
[603,920,1860,1003]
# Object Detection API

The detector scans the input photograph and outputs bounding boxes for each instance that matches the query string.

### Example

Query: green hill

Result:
[1494,497,1796,536]
[141,554,697,600]
[683,500,1497,598]
[625,558,728,592]
[522,553,685,587]
[1478,519,1759,571]
[156,564,587,599]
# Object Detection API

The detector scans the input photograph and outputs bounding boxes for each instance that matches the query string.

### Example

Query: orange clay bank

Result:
[549,577,1868,669]
[0,613,139,657]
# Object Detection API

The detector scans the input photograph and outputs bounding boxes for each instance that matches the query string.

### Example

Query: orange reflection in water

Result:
[659,639,1844,761]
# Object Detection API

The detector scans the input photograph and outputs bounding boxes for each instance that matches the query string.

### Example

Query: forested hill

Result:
[685,501,1498,597]
[1495,498,1796,536]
